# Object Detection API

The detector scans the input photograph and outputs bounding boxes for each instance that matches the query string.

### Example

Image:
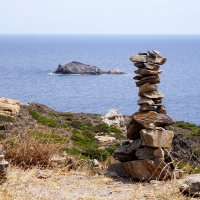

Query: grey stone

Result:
[179,174,200,197]
[113,139,141,162]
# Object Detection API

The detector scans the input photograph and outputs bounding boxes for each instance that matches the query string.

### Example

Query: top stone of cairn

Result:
[130,50,167,65]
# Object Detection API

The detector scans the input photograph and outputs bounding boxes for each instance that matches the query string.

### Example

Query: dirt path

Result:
[0,167,194,200]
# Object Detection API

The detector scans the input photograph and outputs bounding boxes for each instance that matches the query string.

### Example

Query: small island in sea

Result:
[54,61,125,75]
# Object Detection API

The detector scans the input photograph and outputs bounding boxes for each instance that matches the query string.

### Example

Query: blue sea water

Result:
[0,35,200,124]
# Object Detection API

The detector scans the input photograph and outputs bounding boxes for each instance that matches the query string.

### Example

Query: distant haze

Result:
[0,0,200,34]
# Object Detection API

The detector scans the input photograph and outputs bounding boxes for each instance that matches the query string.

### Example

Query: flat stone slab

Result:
[140,128,174,148]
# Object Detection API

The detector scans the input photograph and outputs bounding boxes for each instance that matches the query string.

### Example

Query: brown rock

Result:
[139,83,157,93]
[127,120,143,140]
[139,104,155,112]
[136,76,160,87]
[136,147,164,160]
[132,111,174,128]
[123,159,173,180]
[144,63,160,70]
[139,90,164,99]
[133,75,143,80]
[156,105,167,114]
[137,97,154,105]
[135,68,162,75]
[134,62,145,68]
[140,128,174,148]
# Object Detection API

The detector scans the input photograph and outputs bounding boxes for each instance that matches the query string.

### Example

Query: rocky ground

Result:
[0,98,200,199]
[0,167,196,200]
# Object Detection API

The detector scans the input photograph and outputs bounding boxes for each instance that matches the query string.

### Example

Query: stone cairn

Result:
[113,50,175,181]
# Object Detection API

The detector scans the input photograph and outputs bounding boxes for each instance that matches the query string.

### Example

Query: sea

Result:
[0,35,200,124]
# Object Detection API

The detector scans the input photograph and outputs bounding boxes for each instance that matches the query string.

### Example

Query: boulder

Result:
[0,98,21,116]
[54,61,125,75]
[132,111,174,128]
[140,128,174,148]
[139,83,157,93]
[139,90,164,99]
[123,158,173,180]
[179,174,200,197]
[136,147,164,160]
[101,109,126,132]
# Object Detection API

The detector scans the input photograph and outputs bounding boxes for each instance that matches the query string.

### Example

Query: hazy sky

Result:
[1,0,200,34]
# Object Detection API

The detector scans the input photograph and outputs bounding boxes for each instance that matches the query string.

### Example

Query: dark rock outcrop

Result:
[54,61,125,75]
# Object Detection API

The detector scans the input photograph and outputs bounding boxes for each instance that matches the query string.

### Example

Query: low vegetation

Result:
[28,108,60,127]
[0,114,15,122]
[175,121,200,136]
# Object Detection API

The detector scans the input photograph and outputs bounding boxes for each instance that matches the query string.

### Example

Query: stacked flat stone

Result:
[113,50,175,181]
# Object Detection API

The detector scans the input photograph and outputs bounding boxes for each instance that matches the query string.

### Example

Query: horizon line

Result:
[1,33,200,36]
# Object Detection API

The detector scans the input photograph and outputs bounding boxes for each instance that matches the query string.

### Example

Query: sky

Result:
[0,0,200,34]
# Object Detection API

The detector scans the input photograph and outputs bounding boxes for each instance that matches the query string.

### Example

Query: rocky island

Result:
[54,61,125,75]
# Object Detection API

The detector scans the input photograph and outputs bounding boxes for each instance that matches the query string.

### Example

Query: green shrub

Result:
[175,121,200,137]
[71,129,97,149]
[63,148,81,156]
[81,149,110,161]
[93,122,121,134]
[29,130,65,143]
[28,108,60,127]
[0,114,15,122]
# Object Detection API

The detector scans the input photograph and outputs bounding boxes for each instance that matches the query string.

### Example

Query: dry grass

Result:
[1,129,67,169]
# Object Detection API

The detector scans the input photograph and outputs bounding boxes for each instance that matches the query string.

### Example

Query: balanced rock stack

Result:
[113,50,175,181]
